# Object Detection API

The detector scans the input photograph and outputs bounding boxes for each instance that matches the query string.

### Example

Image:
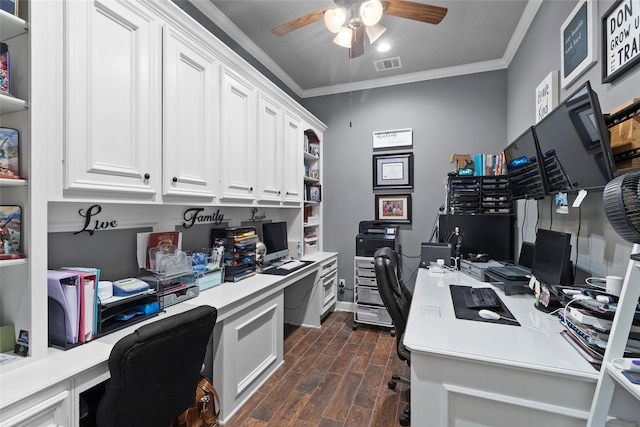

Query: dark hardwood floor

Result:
[222,311,410,427]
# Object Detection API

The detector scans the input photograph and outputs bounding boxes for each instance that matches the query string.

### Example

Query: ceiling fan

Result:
[272,0,448,58]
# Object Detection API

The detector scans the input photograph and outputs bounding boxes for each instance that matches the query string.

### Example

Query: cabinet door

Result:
[163,24,219,199]
[282,110,303,203]
[219,68,256,201]
[256,93,282,202]
[64,0,161,198]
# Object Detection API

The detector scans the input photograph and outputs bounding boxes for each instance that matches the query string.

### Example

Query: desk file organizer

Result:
[47,270,82,350]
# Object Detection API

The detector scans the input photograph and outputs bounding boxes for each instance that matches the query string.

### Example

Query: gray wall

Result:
[305,0,640,300]
[303,71,508,298]
[507,0,640,279]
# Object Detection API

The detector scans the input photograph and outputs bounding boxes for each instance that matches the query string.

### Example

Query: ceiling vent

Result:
[374,56,402,72]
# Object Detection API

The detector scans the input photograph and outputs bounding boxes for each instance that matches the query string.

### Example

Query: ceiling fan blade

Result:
[382,1,448,25]
[272,8,329,36]
[349,25,365,58]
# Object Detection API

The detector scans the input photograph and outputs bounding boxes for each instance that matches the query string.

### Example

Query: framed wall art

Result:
[560,0,596,88]
[372,128,412,150]
[373,152,413,190]
[602,0,640,83]
[375,194,412,224]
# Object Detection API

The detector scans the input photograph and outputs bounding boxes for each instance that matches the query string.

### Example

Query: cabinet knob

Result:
[144,173,150,180]
[249,187,253,192]
[278,191,282,195]
[172,177,178,183]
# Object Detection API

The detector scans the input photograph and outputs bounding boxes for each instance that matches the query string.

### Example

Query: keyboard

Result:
[464,287,501,309]
[278,260,305,271]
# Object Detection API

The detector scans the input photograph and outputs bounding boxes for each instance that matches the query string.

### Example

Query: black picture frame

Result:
[602,0,640,83]
[375,194,412,224]
[373,152,413,190]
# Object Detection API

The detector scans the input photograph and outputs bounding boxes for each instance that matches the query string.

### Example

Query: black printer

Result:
[355,221,400,257]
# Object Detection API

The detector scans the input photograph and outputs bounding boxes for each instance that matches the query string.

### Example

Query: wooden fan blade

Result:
[382,0,447,25]
[349,25,365,58]
[272,8,329,36]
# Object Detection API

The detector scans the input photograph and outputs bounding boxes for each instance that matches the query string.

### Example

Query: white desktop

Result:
[404,268,599,426]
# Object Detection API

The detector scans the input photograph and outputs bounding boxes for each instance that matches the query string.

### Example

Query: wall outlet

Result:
[338,279,345,287]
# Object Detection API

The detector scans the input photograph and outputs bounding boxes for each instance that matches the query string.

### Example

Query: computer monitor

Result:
[261,221,289,264]
[534,81,616,193]
[531,229,572,287]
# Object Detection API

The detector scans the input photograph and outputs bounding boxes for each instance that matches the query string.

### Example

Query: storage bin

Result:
[356,287,383,305]
[182,269,223,291]
[356,276,376,286]
[356,268,376,278]
[609,98,640,155]
[356,259,374,269]
[356,304,391,325]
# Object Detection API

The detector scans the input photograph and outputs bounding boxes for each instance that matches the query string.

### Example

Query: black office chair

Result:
[95,305,217,427]
[374,248,411,426]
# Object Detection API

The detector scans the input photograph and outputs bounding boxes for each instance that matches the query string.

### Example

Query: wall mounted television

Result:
[533,81,616,193]
[503,126,548,200]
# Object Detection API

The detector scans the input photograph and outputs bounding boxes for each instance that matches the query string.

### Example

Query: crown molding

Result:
[187,0,543,99]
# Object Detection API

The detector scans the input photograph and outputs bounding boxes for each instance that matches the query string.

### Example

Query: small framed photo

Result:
[560,0,596,88]
[0,128,20,179]
[307,184,321,202]
[0,205,24,259]
[602,0,640,83]
[309,168,319,180]
[373,152,413,190]
[375,194,412,224]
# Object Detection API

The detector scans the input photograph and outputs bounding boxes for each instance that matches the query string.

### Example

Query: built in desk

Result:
[404,269,599,426]
[0,252,337,426]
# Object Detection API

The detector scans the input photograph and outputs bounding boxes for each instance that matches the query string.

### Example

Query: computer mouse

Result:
[478,309,501,320]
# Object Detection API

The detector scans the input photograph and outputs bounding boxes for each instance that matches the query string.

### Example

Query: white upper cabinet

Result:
[219,68,257,201]
[63,0,162,198]
[163,24,220,199]
[256,92,283,202]
[283,110,303,203]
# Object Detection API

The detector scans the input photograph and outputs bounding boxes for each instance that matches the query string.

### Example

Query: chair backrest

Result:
[374,248,412,359]
[374,246,404,287]
[96,305,217,427]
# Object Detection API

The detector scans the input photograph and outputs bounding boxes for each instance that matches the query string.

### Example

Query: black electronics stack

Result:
[448,176,513,214]
[210,226,258,282]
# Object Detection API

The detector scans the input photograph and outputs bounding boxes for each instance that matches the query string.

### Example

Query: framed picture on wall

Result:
[560,0,596,88]
[372,128,413,150]
[373,152,413,190]
[375,194,412,224]
[602,0,640,83]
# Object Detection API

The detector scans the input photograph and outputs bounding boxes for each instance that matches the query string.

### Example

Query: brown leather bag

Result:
[173,376,220,427]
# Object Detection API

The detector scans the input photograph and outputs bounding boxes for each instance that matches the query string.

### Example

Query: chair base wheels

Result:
[399,403,410,425]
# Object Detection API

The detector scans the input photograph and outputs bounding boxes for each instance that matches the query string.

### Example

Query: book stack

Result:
[305,131,320,156]
[558,304,640,366]
[473,152,506,176]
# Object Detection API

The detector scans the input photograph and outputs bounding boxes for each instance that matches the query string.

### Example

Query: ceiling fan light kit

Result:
[360,0,384,26]
[324,7,347,33]
[272,0,448,58]
[333,27,354,48]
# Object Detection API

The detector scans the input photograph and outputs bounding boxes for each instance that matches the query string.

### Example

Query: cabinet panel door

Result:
[163,25,219,199]
[64,0,161,197]
[282,110,303,203]
[219,69,256,201]
[256,93,282,202]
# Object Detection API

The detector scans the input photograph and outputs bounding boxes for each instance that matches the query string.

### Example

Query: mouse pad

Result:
[449,285,520,326]
[259,260,314,276]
